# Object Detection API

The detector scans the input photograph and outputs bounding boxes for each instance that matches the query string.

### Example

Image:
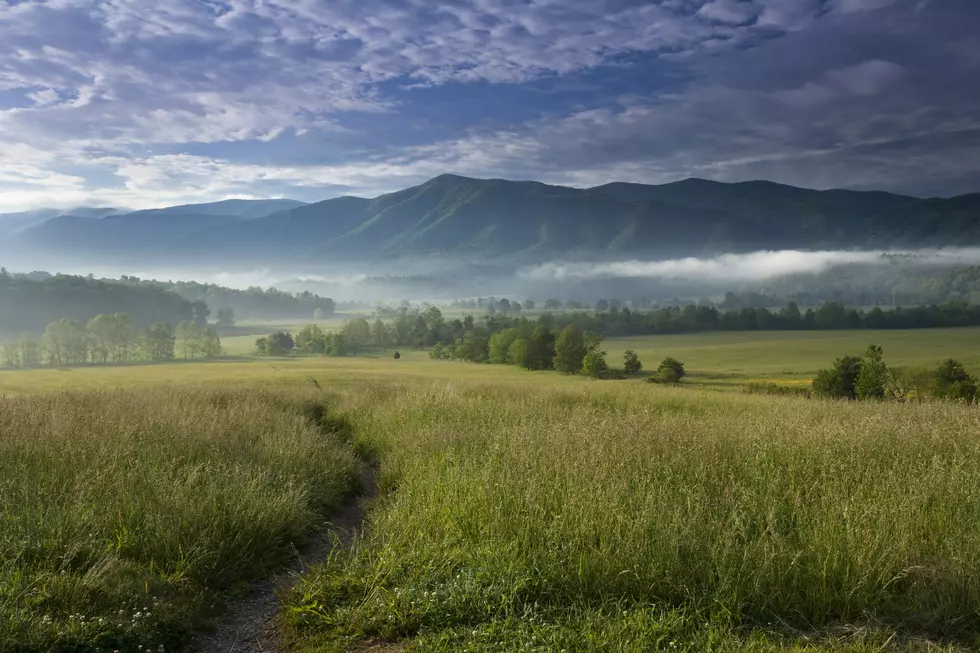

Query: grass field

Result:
[3,328,980,651]
[604,327,980,387]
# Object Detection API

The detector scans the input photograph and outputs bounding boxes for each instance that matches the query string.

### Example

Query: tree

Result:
[488,328,520,364]
[651,357,685,384]
[508,338,531,369]
[594,299,610,312]
[885,367,934,402]
[393,351,401,360]
[176,321,203,359]
[255,337,268,355]
[933,359,977,403]
[553,325,586,374]
[325,332,349,357]
[812,355,862,399]
[371,319,388,347]
[855,344,887,400]
[582,349,609,378]
[527,326,556,370]
[544,299,562,311]
[343,318,372,354]
[190,300,211,327]
[524,300,535,311]
[142,323,176,361]
[87,314,114,364]
[198,328,222,357]
[295,324,325,354]
[623,349,643,374]
[265,332,294,356]
[216,307,236,327]
[108,313,135,362]
[313,307,328,321]
[44,318,88,366]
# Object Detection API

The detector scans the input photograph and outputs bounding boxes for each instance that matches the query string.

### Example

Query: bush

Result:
[650,357,685,384]
[393,351,401,360]
[855,344,887,400]
[933,358,977,403]
[623,349,643,374]
[811,355,861,399]
[581,350,609,378]
[429,343,447,360]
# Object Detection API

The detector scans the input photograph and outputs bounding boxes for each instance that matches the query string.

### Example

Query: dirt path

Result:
[194,462,378,653]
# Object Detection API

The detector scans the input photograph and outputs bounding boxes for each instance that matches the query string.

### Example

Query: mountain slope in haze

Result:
[12,199,305,259]
[8,176,980,265]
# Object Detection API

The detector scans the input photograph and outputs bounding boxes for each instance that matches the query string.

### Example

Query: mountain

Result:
[6,176,980,266]
[10,199,305,261]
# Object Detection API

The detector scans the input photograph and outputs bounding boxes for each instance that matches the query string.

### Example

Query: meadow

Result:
[2,328,980,651]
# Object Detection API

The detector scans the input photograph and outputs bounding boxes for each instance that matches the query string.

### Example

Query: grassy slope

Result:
[0,386,359,652]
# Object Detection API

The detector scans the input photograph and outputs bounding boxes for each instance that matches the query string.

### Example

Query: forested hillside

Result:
[6,175,980,265]
[0,271,197,336]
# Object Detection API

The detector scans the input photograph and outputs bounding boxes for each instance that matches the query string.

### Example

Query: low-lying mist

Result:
[5,247,980,306]
[522,248,980,284]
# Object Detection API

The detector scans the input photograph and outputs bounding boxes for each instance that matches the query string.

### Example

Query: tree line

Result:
[2,314,222,369]
[116,277,336,320]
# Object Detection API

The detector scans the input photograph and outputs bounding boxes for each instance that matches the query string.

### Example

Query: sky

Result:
[0,0,978,212]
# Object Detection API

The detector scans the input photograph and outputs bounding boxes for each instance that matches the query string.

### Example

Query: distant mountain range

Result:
[3,175,979,266]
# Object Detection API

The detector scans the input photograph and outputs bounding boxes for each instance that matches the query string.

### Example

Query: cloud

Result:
[0,0,978,210]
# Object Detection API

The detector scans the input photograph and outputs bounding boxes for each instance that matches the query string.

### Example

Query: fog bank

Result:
[522,249,980,283]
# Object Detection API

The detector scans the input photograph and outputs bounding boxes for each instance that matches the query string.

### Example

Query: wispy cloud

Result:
[0,0,977,211]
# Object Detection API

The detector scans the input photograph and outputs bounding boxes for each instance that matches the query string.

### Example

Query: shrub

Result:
[623,349,643,375]
[811,355,861,399]
[855,344,887,400]
[429,343,447,360]
[933,358,977,403]
[650,357,685,384]
[393,351,401,360]
[581,350,609,378]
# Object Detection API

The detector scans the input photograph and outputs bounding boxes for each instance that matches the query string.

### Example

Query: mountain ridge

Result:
[5,176,980,266]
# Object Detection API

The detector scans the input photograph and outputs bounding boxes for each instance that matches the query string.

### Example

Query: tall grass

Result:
[288,380,980,651]
[0,387,358,652]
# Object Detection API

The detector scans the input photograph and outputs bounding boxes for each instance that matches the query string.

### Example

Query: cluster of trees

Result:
[2,313,222,368]
[813,346,977,403]
[0,269,199,335]
[112,277,335,321]
[257,318,375,357]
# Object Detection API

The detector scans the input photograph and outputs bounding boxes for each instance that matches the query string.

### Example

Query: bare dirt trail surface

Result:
[194,462,379,653]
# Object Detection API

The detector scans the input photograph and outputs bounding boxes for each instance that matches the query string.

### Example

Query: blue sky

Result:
[0,0,978,211]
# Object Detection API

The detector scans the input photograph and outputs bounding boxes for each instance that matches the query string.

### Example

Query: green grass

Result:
[286,379,980,652]
[604,327,980,387]
[3,328,980,651]
[0,386,359,652]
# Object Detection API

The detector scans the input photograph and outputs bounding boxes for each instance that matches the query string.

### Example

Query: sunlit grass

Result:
[0,386,359,652]
[285,378,980,651]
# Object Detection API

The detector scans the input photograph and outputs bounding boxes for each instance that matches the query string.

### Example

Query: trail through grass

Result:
[285,379,980,652]
[0,387,359,652]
